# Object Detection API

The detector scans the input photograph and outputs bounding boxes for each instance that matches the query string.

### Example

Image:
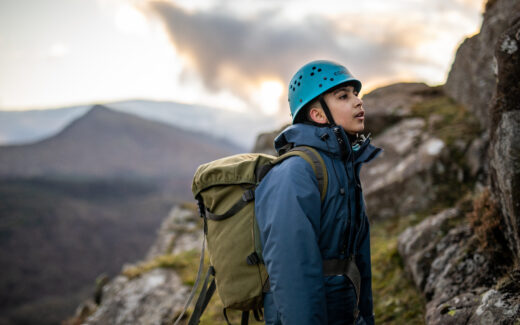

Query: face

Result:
[311,85,365,134]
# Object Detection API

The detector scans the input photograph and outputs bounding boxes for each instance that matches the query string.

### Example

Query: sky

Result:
[0,0,484,121]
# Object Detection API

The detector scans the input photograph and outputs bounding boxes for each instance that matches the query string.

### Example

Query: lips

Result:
[354,111,365,119]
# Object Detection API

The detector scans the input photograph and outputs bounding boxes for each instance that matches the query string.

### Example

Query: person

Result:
[255,60,382,325]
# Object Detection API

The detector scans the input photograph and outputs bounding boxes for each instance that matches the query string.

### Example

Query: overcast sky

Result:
[0,0,483,121]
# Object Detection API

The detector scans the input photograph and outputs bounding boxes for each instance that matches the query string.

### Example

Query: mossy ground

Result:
[371,215,427,324]
[409,95,481,147]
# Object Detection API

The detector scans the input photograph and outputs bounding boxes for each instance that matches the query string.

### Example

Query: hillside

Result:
[0,106,242,325]
[0,105,241,188]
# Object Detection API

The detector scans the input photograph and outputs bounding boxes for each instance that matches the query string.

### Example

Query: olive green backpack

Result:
[175,146,328,325]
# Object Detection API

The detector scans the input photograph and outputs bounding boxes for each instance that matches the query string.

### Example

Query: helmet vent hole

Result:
[319,84,322,87]
[330,78,334,81]
[297,82,300,86]
[294,80,297,84]
[310,72,314,76]
[299,99,302,102]
[312,66,316,70]
[299,75,302,79]
[323,77,327,80]
[318,68,322,72]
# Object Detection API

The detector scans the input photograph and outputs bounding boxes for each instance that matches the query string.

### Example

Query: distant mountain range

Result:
[0,105,242,185]
[0,99,277,150]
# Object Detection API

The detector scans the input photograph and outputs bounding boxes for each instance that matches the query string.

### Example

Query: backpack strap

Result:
[273,146,329,202]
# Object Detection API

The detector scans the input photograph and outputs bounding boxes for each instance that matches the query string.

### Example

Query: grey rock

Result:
[363,118,448,219]
[398,208,460,290]
[444,0,520,129]
[489,16,520,264]
[361,83,441,134]
[465,133,489,179]
[85,269,189,325]
[146,206,202,260]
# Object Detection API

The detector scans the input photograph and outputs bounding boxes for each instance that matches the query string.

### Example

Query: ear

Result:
[309,107,328,124]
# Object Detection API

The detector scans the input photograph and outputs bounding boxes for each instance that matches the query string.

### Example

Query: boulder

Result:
[362,82,442,135]
[85,269,188,325]
[362,118,450,219]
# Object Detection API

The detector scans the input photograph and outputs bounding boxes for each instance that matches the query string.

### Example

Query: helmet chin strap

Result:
[318,96,336,126]
[318,96,349,161]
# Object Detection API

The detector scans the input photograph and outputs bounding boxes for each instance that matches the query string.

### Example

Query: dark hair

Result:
[293,97,320,124]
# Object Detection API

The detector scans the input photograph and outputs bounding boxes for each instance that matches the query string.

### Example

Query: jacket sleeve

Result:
[355,215,375,325]
[255,157,327,325]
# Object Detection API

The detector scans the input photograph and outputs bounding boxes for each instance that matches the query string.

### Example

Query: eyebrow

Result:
[332,87,354,95]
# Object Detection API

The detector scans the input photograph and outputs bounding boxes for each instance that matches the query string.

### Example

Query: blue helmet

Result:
[288,60,362,123]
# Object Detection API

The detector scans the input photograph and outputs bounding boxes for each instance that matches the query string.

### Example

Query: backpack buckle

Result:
[246,252,261,265]
[242,189,255,202]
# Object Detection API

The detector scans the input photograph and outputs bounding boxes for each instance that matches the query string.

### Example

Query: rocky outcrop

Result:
[362,118,447,219]
[398,204,520,324]
[444,0,520,129]
[66,206,202,325]
[398,3,520,324]
[362,83,442,136]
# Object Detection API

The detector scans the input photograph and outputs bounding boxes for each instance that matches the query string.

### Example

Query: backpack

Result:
[175,146,328,325]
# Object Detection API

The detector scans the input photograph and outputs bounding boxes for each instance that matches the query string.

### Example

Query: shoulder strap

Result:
[273,146,328,202]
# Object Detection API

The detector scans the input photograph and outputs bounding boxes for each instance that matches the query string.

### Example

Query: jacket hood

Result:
[274,123,382,164]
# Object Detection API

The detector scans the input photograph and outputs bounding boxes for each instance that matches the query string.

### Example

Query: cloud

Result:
[144,1,479,113]
[47,42,70,58]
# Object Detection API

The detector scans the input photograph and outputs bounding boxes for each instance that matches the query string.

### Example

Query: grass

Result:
[371,215,427,324]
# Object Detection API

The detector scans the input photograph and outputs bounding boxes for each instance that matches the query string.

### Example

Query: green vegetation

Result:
[123,250,200,286]
[371,215,426,324]
[410,95,481,147]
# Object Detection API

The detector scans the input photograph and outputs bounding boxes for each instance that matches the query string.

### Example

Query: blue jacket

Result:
[255,123,381,325]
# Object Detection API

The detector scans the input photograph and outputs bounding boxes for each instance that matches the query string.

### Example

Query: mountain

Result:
[0,99,276,150]
[0,105,242,194]
[0,105,243,325]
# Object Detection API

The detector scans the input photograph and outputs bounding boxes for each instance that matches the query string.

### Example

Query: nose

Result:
[356,96,363,109]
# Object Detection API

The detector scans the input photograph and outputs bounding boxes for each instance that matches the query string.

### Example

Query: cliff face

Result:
[398,0,520,323]
[444,0,520,130]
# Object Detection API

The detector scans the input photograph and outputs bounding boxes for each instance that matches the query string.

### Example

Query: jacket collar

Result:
[274,123,382,164]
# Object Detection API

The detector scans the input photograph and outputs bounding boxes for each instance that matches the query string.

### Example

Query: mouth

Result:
[354,111,365,119]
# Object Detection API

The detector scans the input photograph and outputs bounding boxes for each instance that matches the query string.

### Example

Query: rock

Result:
[444,0,520,129]
[146,206,202,260]
[465,133,489,179]
[398,208,460,290]
[399,206,520,324]
[425,292,481,325]
[489,15,520,264]
[362,83,442,135]
[362,118,450,219]
[85,269,189,325]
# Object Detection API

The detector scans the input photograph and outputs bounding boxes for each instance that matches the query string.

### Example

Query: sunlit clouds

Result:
[0,0,483,120]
